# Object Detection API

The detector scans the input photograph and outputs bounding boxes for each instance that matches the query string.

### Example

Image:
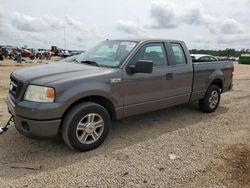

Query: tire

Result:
[62,102,111,152]
[199,85,221,113]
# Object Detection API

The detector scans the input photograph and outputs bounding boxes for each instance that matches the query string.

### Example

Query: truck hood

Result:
[12,62,112,85]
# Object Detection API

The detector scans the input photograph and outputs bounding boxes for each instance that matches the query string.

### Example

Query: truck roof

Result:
[107,38,184,43]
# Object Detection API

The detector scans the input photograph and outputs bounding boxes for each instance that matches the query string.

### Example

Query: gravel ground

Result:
[0,61,249,188]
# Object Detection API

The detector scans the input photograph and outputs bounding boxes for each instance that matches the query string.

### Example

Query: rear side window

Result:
[171,43,187,65]
[209,56,217,61]
[199,56,210,62]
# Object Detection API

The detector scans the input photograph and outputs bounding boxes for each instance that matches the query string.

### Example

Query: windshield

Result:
[75,40,137,68]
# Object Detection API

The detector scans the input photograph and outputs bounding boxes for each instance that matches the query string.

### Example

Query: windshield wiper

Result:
[80,60,99,67]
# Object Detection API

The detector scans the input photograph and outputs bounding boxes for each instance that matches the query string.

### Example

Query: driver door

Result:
[122,42,173,117]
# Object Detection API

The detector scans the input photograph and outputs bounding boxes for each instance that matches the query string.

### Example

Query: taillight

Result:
[232,66,235,77]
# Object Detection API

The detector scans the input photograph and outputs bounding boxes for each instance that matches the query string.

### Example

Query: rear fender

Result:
[208,70,224,87]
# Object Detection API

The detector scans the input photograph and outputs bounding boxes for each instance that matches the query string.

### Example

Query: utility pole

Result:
[64,25,66,49]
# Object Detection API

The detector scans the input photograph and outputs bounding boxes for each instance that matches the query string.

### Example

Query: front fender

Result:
[58,82,119,106]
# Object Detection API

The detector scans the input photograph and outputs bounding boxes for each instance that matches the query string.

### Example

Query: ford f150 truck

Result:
[6,39,234,151]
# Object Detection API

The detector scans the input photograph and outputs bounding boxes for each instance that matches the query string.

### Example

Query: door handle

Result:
[166,73,174,80]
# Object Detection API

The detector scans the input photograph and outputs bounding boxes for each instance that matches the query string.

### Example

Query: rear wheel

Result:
[199,85,221,113]
[62,102,111,152]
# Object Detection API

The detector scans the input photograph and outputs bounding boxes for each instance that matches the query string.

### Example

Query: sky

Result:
[0,0,250,50]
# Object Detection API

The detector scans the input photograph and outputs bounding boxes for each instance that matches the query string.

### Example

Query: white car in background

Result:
[191,54,218,62]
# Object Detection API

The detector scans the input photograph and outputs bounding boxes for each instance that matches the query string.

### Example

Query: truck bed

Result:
[190,61,234,101]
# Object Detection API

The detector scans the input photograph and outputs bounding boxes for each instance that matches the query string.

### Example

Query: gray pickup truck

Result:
[6,39,234,151]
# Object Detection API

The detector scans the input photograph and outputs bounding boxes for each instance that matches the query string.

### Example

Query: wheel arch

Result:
[208,69,224,93]
[209,78,224,92]
[61,95,116,128]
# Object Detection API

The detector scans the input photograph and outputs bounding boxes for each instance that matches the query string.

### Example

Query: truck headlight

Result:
[24,85,55,103]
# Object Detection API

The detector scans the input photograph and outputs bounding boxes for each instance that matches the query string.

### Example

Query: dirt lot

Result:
[0,61,249,187]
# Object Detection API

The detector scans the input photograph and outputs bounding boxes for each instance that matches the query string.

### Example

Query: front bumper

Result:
[6,94,61,138]
[14,116,61,138]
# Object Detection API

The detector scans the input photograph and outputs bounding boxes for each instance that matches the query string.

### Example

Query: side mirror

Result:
[128,60,153,74]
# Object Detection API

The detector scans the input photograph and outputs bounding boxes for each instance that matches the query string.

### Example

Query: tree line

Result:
[189,48,250,57]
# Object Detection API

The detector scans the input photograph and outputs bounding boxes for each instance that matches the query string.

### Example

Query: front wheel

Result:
[199,85,221,113]
[62,102,111,152]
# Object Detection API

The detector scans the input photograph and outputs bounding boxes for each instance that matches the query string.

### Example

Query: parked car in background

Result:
[0,52,3,61]
[59,50,71,58]
[21,49,32,58]
[191,54,218,62]
[216,56,236,61]
[58,50,85,59]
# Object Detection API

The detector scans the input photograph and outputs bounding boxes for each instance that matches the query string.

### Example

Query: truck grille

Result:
[10,76,24,99]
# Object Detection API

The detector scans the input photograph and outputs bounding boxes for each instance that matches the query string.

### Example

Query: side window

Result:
[133,43,167,67]
[171,43,187,65]
[199,56,210,62]
[209,56,217,61]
